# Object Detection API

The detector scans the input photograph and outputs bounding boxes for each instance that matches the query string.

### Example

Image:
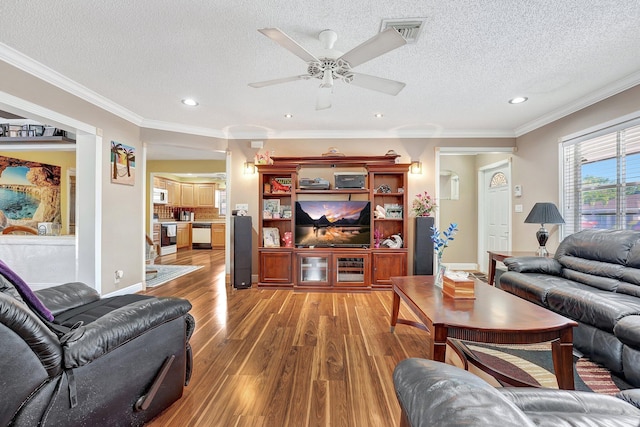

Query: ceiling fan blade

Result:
[339,28,407,68]
[348,72,406,95]
[316,87,332,110]
[258,28,319,63]
[248,75,309,88]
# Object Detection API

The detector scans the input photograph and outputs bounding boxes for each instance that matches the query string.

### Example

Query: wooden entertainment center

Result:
[257,155,409,290]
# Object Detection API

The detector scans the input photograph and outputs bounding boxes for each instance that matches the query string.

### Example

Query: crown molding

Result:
[225,128,516,140]
[514,70,640,137]
[139,119,227,139]
[0,43,143,126]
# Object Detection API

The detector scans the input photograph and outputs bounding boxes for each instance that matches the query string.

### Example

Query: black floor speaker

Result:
[231,216,252,289]
[413,216,435,275]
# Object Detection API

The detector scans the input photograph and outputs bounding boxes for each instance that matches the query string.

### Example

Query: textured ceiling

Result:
[1,1,640,159]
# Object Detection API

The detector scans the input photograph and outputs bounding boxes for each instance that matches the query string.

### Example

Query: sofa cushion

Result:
[498,272,578,307]
[555,229,640,265]
[614,315,640,350]
[560,261,623,291]
[546,287,640,332]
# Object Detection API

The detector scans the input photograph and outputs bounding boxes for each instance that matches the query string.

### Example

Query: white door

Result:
[479,162,511,272]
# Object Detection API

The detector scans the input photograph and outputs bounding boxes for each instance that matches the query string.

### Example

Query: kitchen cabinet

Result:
[166,180,181,206]
[181,183,194,207]
[196,183,215,207]
[153,177,166,189]
[211,223,225,248]
[152,223,161,248]
[176,223,191,249]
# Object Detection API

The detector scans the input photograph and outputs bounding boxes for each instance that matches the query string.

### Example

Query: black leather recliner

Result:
[0,265,194,426]
[394,358,640,427]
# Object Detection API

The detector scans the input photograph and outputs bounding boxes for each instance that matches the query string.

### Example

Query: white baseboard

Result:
[103,282,143,297]
[443,262,478,271]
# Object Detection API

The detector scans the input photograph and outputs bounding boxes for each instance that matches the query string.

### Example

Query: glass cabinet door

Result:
[333,254,370,287]
[297,253,330,286]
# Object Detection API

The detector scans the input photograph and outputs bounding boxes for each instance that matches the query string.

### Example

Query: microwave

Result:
[153,188,168,204]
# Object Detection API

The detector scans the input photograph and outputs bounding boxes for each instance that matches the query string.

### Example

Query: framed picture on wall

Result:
[110,141,136,185]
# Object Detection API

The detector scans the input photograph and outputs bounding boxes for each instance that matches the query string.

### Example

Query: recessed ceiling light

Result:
[181,98,199,106]
[508,96,528,104]
[284,114,293,118]
[374,113,384,118]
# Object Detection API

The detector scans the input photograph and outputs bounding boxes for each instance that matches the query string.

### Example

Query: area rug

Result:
[459,341,633,395]
[145,264,203,288]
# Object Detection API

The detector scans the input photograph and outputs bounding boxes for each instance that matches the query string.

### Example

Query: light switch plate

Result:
[515,204,523,213]
[235,203,249,211]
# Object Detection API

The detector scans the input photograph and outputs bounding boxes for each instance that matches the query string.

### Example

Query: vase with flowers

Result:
[411,191,437,217]
[430,223,459,287]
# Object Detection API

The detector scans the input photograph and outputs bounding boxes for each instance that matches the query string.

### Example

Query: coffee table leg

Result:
[390,290,400,333]
[551,331,575,390]
[431,326,447,362]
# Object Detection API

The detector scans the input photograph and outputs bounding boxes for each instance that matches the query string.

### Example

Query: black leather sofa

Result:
[0,264,194,426]
[499,229,640,387]
[394,358,640,427]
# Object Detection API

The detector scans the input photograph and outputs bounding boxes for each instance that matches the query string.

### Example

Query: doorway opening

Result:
[436,148,513,273]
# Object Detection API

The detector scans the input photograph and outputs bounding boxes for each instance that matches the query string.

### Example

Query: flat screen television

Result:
[295,201,371,247]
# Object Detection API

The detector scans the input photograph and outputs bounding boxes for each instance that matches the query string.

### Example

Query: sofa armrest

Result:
[503,256,562,275]
[393,358,535,427]
[35,282,101,316]
[62,297,192,368]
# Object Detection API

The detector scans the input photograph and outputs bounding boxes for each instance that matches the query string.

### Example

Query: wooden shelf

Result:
[297,189,369,194]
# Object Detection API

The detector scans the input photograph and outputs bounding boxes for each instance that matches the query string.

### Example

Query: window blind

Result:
[562,122,640,236]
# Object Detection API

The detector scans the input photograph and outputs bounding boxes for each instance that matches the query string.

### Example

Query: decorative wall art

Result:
[110,141,136,185]
[0,155,61,230]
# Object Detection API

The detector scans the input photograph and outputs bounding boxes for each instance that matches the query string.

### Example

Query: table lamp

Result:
[524,202,565,256]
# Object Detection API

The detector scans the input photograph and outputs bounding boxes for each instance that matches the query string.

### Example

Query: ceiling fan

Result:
[248,27,407,110]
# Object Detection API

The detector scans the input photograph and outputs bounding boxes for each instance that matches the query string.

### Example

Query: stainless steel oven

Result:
[160,223,177,255]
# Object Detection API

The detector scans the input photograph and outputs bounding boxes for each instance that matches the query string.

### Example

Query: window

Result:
[562,121,640,235]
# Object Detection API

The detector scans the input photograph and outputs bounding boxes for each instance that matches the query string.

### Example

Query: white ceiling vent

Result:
[380,18,427,44]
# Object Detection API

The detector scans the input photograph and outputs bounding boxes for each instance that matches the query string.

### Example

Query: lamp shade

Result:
[524,202,565,225]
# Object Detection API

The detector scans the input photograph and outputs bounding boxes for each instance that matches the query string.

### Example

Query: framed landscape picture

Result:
[110,140,136,185]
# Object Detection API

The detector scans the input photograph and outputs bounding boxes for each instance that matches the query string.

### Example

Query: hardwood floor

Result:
[142,249,430,427]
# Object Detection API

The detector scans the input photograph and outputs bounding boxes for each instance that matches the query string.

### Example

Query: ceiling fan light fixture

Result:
[321,69,333,88]
[508,96,528,104]
[181,98,199,107]
[284,113,293,119]
[374,113,383,118]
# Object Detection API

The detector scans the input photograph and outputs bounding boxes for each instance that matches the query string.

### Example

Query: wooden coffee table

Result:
[390,275,578,390]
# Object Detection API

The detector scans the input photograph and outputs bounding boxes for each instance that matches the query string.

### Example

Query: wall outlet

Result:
[114,270,124,283]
